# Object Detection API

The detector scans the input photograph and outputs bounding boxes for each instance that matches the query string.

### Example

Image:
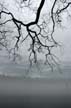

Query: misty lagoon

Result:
[0,0,71,107]
[0,56,71,108]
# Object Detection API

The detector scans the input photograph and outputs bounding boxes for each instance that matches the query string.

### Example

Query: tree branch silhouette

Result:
[0,0,71,69]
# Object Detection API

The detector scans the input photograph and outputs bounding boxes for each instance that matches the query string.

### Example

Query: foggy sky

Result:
[0,0,71,62]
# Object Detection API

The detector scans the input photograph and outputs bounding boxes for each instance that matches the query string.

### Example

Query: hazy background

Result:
[0,0,71,78]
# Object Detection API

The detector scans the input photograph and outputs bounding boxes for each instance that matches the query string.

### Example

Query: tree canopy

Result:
[0,0,71,69]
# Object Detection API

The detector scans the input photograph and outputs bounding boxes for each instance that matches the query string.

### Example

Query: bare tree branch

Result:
[0,0,71,70]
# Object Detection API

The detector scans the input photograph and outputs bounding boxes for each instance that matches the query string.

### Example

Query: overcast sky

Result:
[0,0,71,63]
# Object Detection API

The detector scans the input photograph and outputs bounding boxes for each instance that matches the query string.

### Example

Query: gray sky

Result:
[0,0,71,62]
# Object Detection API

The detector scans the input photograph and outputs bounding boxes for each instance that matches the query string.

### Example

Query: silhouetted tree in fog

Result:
[0,0,71,69]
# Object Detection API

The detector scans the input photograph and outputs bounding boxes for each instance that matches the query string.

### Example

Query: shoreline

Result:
[0,75,71,96]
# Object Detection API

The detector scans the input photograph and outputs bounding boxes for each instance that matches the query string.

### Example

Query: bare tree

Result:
[0,0,71,69]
